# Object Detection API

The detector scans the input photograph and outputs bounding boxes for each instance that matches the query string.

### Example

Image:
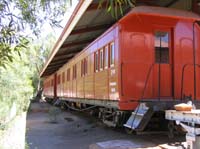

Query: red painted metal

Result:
[43,7,200,111]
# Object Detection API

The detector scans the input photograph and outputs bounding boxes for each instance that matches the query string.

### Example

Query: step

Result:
[131,112,144,117]
[124,103,154,131]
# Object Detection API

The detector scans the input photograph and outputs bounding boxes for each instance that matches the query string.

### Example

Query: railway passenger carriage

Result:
[43,6,200,131]
[43,74,55,98]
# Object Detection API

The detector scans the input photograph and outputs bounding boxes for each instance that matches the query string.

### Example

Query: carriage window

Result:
[110,42,115,67]
[155,31,169,64]
[104,46,108,69]
[73,65,77,79]
[81,58,87,77]
[75,65,77,79]
[67,69,70,81]
[94,52,99,72]
[62,72,65,83]
[58,75,61,84]
[100,49,104,71]
[84,58,88,75]
[81,60,84,77]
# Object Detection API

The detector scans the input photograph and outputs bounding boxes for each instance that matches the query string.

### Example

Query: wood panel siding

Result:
[94,70,109,99]
[84,75,94,98]
[43,74,55,97]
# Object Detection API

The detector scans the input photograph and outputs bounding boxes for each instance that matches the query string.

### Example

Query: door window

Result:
[155,31,169,64]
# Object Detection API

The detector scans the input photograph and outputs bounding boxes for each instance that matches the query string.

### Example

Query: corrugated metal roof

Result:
[40,0,197,77]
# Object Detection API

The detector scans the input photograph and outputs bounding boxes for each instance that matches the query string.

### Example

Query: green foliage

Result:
[0,48,33,124]
[0,37,29,68]
[0,33,55,127]
[28,33,56,95]
[0,0,137,127]
[99,0,136,18]
[0,0,70,68]
[0,0,68,123]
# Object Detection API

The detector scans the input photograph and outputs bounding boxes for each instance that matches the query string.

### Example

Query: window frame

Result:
[67,68,70,81]
[94,51,99,72]
[109,42,115,67]
[100,49,104,71]
[104,45,108,69]
[84,58,88,75]
[62,72,65,83]
[51,79,54,86]
[81,60,84,77]
[81,58,88,77]
[73,64,77,80]
[154,31,170,64]
[58,75,61,84]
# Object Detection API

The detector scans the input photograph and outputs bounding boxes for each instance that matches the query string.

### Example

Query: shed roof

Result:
[40,0,198,77]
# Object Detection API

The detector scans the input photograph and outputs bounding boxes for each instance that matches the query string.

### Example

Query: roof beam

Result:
[47,64,65,69]
[40,0,93,77]
[49,60,67,66]
[165,0,180,7]
[44,69,58,74]
[61,38,95,49]
[71,24,111,35]
[136,0,160,6]
[86,1,162,12]
[53,53,76,61]
[49,58,68,65]
[50,56,74,65]
[56,50,79,56]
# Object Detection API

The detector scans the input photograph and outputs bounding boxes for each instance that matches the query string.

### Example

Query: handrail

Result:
[180,63,200,100]
[181,20,200,100]
[140,63,173,101]
[121,62,124,96]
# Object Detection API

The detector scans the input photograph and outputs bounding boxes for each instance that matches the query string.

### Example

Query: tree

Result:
[0,47,34,124]
[28,33,56,95]
[0,0,70,125]
[99,0,136,18]
[0,0,136,68]
[0,0,71,68]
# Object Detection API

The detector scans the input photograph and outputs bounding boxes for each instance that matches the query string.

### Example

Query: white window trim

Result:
[104,46,108,69]
[110,42,115,68]
[100,49,104,71]
[95,52,99,72]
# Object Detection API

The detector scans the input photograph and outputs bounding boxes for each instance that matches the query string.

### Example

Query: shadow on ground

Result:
[26,102,185,149]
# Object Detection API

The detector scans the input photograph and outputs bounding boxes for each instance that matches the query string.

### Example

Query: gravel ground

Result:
[26,102,185,149]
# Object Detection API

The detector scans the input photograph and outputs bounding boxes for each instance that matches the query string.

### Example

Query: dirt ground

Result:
[26,102,185,149]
